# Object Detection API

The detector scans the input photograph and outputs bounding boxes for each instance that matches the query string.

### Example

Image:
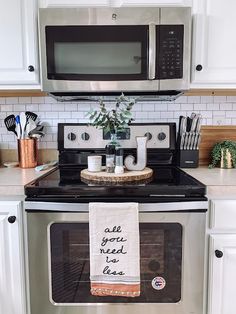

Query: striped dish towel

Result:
[89,202,140,297]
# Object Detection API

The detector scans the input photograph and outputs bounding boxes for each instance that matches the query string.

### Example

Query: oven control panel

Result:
[61,124,172,150]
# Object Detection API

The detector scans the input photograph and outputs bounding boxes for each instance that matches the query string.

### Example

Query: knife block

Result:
[177,150,199,168]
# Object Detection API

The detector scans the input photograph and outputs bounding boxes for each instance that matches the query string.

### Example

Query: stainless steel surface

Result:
[148,23,156,81]
[26,205,206,314]
[39,7,191,96]
[159,7,191,91]
[63,124,170,150]
[25,201,208,212]
[49,92,184,102]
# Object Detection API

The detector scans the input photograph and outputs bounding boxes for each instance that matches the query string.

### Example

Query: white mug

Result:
[88,155,102,172]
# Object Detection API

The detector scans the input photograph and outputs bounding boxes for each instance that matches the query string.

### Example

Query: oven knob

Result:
[144,132,152,140]
[157,132,166,141]
[215,250,223,258]
[81,132,90,141]
[67,132,76,141]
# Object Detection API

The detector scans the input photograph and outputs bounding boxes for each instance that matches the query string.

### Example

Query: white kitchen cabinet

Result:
[39,0,192,8]
[0,201,26,314]
[0,0,39,88]
[191,0,236,88]
[207,200,236,314]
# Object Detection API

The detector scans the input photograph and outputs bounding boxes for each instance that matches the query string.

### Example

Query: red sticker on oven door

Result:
[151,276,166,290]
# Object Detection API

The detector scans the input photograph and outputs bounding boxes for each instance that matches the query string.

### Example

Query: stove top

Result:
[25,166,206,203]
[25,123,206,204]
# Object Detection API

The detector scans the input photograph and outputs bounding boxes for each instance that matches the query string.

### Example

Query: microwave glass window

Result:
[54,42,142,75]
[46,25,148,81]
[49,222,182,304]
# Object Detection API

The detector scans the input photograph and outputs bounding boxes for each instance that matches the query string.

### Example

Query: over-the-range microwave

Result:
[38,7,191,101]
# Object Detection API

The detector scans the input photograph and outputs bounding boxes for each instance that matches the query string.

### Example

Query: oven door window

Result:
[49,222,182,304]
[46,26,148,81]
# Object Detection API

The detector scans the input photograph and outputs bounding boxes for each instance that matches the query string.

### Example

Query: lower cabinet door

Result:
[0,201,26,314]
[208,234,236,314]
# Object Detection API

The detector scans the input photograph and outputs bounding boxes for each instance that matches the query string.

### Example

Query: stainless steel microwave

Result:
[38,7,191,101]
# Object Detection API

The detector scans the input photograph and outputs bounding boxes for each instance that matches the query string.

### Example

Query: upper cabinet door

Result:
[191,0,236,88]
[39,0,192,7]
[0,0,39,86]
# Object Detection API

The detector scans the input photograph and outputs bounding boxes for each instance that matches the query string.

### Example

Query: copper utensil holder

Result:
[18,139,38,168]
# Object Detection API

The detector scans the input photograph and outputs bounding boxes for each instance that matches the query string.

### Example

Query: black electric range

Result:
[25,123,207,204]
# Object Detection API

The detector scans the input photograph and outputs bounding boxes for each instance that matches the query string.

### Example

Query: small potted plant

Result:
[209,140,236,169]
[86,94,135,146]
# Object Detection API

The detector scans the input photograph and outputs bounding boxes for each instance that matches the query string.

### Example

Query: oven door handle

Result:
[148,23,156,80]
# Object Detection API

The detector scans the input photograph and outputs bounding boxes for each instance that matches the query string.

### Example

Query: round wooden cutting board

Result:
[80,167,153,183]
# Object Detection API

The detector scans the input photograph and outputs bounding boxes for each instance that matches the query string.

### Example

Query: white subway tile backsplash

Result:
[19,97,32,104]
[1,104,13,112]
[6,97,19,104]
[226,111,236,118]
[13,104,25,112]
[59,112,71,118]
[31,97,45,104]
[155,103,168,111]
[207,103,219,110]
[0,97,6,104]
[167,103,181,111]
[181,103,193,111]
[200,96,213,103]
[187,96,201,103]
[1,94,236,149]
[194,103,207,111]
[39,104,52,112]
[227,96,236,102]
[214,96,227,103]
[220,103,233,110]
[160,111,174,119]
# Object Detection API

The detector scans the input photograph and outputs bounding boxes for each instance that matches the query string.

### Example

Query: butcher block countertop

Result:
[0,167,54,196]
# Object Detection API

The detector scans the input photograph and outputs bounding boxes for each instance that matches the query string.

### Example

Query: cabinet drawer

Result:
[210,200,236,230]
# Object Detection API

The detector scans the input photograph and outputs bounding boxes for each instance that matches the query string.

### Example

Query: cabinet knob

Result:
[8,216,16,224]
[215,250,223,258]
[196,64,203,71]
[28,65,35,72]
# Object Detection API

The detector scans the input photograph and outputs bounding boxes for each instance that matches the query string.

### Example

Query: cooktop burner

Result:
[25,166,206,203]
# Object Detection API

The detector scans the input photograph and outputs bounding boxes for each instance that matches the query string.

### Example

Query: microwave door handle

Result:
[148,23,156,80]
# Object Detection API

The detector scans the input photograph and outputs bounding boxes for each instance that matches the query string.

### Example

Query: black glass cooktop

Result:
[25,166,206,203]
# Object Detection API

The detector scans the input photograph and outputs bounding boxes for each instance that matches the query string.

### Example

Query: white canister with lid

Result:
[87,155,102,172]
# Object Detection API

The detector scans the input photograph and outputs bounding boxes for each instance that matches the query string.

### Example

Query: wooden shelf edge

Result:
[0,90,46,97]
[185,89,236,96]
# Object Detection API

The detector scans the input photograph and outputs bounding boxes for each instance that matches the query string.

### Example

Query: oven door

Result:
[26,202,206,314]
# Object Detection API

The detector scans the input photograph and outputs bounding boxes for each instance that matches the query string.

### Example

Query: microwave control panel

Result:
[157,25,184,80]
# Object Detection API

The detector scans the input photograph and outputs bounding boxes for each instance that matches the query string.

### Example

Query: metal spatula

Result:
[25,111,38,121]
[4,114,17,136]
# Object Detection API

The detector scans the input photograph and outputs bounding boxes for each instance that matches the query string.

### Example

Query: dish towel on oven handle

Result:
[89,202,140,297]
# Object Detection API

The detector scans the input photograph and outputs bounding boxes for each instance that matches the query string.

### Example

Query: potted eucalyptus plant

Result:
[209,140,236,169]
[86,94,135,146]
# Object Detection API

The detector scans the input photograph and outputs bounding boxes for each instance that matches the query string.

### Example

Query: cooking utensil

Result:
[26,111,38,122]
[29,130,45,139]
[20,112,27,139]
[25,118,37,138]
[4,114,17,136]
[15,115,21,139]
